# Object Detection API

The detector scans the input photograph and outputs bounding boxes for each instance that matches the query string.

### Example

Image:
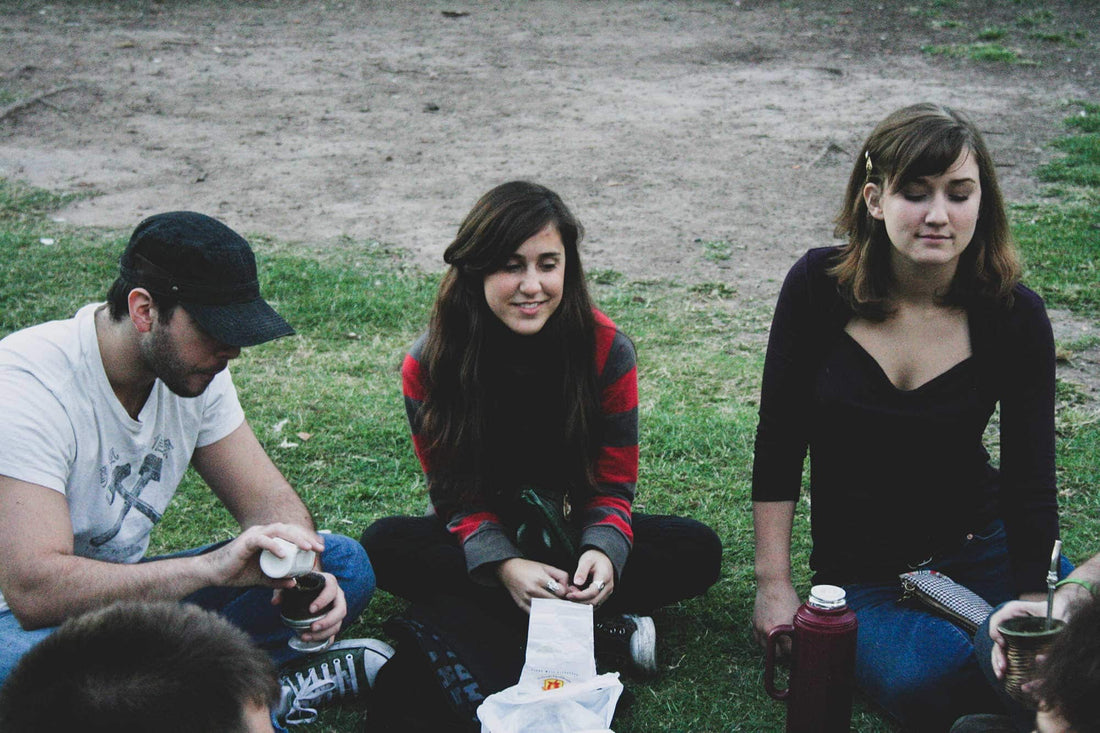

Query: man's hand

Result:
[206,523,348,643]
[200,522,325,589]
[496,557,571,613]
[274,570,347,644]
[988,583,1092,681]
[988,600,1047,679]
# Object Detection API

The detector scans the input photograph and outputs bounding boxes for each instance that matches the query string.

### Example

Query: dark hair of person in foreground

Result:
[1034,592,1100,733]
[0,601,279,733]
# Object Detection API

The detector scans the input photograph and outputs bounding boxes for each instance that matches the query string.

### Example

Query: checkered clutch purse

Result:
[899,569,994,635]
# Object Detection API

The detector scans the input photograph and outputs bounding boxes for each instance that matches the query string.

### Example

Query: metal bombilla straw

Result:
[1045,539,1062,630]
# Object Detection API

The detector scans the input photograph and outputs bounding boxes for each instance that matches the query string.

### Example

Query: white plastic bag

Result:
[519,598,596,690]
[477,598,623,733]
[477,672,623,733]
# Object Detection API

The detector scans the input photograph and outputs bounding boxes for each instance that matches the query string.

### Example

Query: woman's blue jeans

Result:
[841,520,1015,732]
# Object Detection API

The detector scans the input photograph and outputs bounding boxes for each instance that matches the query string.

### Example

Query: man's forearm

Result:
[1068,552,1100,586]
[5,552,217,630]
[1053,552,1100,615]
[236,482,315,531]
[193,421,316,533]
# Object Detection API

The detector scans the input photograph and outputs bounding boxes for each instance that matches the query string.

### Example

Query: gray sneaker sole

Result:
[628,615,658,676]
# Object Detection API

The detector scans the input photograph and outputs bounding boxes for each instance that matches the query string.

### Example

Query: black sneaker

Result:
[594,614,657,677]
[276,638,394,726]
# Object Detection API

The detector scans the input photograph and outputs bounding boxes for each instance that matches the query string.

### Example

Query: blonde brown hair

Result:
[831,103,1020,319]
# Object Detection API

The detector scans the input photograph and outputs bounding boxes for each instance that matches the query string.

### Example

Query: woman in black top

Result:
[751,103,1060,731]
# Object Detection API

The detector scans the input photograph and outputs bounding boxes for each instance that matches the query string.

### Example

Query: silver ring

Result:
[546,580,562,593]
[595,580,606,591]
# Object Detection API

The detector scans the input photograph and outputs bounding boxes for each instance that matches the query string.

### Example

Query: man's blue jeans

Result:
[842,520,1016,731]
[0,533,374,684]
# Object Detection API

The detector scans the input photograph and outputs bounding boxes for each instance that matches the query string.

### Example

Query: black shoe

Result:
[594,614,657,677]
[277,638,395,725]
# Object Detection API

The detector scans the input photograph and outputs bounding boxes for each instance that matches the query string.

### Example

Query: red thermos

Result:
[764,584,858,733]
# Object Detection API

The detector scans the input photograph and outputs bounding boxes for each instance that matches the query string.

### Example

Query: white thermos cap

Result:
[259,537,316,578]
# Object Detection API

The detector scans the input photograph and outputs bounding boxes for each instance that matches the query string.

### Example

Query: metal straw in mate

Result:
[1045,539,1062,630]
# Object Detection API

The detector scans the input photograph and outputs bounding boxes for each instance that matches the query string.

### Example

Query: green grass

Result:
[1,99,1099,732]
[922,42,1024,63]
[696,238,734,263]
[1015,9,1055,28]
[1014,204,1100,315]
[916,0,1089,65]
[1028,31,1070,44]
[1065,102,1100,133]
[1015,102,1100,319]
[0,182,106,331]
[1041,138,1100,187]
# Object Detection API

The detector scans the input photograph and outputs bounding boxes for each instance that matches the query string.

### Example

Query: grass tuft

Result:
[921,42,1026,63]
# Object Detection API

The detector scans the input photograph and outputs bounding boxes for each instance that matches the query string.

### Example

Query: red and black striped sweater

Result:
[401,309,639,581]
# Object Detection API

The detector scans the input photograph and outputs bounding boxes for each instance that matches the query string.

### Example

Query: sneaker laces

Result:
[596,618,631,638]
[281,652,362,725]
[594,614,657,677]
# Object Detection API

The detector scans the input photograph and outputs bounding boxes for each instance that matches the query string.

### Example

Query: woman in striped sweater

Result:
[361,181,720,678]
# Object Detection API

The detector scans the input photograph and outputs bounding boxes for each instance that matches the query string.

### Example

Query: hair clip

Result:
[864,150,873,176]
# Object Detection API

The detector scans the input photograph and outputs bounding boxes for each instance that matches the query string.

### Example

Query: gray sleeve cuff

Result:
[580,525,632,581]
[464,525,522,586]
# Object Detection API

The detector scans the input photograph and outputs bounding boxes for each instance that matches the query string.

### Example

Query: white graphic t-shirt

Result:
[0,304,244,613]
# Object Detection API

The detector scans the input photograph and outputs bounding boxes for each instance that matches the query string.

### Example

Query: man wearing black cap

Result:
[0,212,391,727]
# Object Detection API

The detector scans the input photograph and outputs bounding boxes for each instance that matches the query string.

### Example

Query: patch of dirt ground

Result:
[1,0,1098,398]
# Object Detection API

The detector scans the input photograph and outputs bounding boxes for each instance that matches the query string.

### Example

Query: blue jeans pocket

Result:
[937,519,1012,606]
[962,518,1006,545]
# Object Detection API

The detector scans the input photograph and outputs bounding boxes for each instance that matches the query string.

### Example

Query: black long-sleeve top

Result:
[752,247,1058,594]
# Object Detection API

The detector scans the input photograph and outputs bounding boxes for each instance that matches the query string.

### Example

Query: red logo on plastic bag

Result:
[542,678,565,691]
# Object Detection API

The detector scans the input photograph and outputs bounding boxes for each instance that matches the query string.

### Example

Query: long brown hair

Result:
[831,103,1020,319]
[419,181,600,502]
